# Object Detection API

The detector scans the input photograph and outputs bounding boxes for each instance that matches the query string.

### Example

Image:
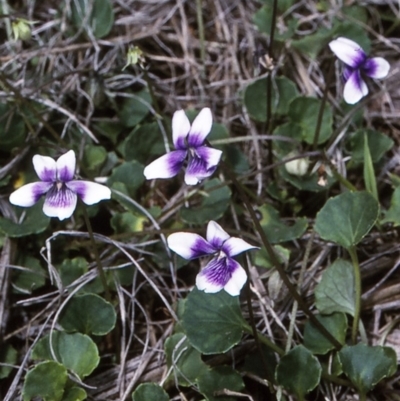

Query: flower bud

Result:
[122,46,145,70]
[284,152,310,177]
[12,19,33,41]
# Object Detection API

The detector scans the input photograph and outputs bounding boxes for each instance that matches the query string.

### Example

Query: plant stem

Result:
[81,203,112,303]
[242,323,284,356]
[221,161,342,349]
[349,246,362,344]
[196,0,206,79]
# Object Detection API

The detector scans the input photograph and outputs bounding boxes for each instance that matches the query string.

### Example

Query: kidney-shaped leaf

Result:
[315,259,355,316]
[276,345,322,399]
[339,344,397,396]
[22,361,67,401]
[132,383,169,401]
[182,287,246,354]
[32,331,99,378]
[59,293,116,336]
[315,191,379,249]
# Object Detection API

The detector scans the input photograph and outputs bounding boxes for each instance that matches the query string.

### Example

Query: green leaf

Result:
[339,344,397,396]
[259,204,308,244]
[58,257,88,287]
[164,333,208,386]
[346,129,394,166]
[132,383,169,401]
[254,245,290,269]
[83,144,107,173]
[0,344,17,379]
[242,344,277,382]
[71,0,114,39]
[276,345,322,399]
[363,133,378,200]
[108,161,145,196]
[124,122,166,164]
[304,313,347,354]
[59,293,116,335]
[62,387,87,401]
[197,366,244,401]
[315,259,356,316]
[315,191,379,248]
[288,97,333,144]
[244,77,299,122]
[31,331,99,378]
[117,89,152,127]
[382,187,400,226]
[180,179,231,225]
[0,201,50,237]
[111,211,147,234]
[22,361,67,401]
[291,27,331,59]
[182,287,246,354]
[12,256,47,294]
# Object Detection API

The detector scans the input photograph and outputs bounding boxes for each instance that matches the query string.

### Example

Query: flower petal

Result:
[343,70,368,104]
[329,37,366,68]
[172,109,191,150]
[184,150,221,186]
[66,180,111,205]
[223,262,247,296]
[43,186,77,220]
[168,232,215,260]
[144,150,187,180]
[222,237,258,257]
[196,146,223,170]
[187,107,213,147]
[363,57,390,79]
[206,220,230,249]
[32,155,56,182]
[9,182,53,207]
[196,257,246,296]
[56,150,76,182]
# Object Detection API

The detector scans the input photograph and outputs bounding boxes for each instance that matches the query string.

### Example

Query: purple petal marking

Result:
[196,146,223,170]
[206,220,230,249]
[66,180,111,205]
[43,185,77,220]
[222,237,258,257]
[172,110,191,150]
[56,150,76,182]
[9,182,53,207]
[187,108,213,147]
[344,70,368,104]
[144,150,187,180]
[363,57,390,79]
[168,232,216,260]
[196,256,246,295]
[32,155,56,182]
[329,37,366,68]
[343,66,353,81]
[184,148,220,185]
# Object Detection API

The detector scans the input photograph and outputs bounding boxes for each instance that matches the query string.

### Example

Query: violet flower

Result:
[167,220,257,296]
[143,108,222,185]
[329,37,390,104]
[9,150,111,220]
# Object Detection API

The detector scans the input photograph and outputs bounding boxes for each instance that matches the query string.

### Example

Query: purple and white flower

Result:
[9,150,111,220]
[329,37,390,104]
[143,108,223,185]
[167,220,257,296]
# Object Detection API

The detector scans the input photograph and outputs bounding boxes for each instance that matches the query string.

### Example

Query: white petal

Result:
[187,108,213,147]
[172,109,191,150]
[56,150,76,182]
[206,220,230,248]
[167,232,215,259]
[343,71,368,104]
[9,182,52,207]
[222,237,258,257]
[196,146,223,170]
[223,264,247,296]
[143,150,187,180]
[364,57,390,79]
[196,271,223,293]
[329,37,366,68]
[43,187,77,220]
[66,180,111,205]
[32,155,56,182]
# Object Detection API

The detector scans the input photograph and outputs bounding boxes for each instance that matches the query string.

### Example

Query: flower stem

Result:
[242,323,284,356]
[349,246,362,344]
[221,161,342,349]
[81,203,112,303]
[195,0,206,79]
